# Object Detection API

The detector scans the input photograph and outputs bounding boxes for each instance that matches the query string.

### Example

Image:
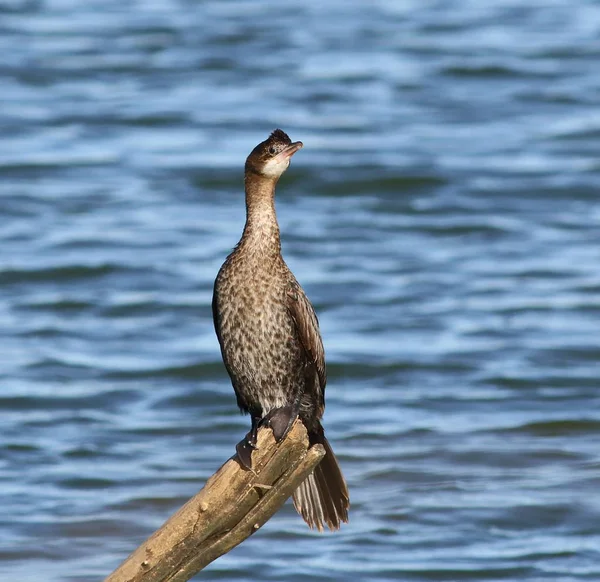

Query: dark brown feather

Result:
[287,279,326,410]
[292,431,349,531]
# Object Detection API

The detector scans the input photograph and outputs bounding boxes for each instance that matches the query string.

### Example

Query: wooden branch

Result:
[105,420,324,582]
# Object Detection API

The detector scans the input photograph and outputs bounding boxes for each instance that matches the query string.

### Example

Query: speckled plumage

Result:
[212,129,349,531]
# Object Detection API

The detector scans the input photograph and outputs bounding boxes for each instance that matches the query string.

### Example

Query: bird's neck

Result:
[239,173,281,258]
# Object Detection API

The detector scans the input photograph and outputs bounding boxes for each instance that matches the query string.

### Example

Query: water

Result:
[2,1,600,580]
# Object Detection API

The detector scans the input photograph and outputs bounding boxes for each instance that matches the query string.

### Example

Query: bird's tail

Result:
[292,424,349,531]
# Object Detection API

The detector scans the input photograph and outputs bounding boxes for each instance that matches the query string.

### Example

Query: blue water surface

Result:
[1,1,600,580]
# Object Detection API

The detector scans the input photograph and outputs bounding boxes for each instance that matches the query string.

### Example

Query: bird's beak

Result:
[275,141,303,162]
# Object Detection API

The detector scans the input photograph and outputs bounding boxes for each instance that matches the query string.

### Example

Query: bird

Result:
[212,129,349,531]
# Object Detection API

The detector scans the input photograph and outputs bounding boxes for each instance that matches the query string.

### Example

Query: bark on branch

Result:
[105,420,324,582]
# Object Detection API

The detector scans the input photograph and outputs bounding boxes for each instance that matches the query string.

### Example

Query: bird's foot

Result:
[236,418,260,470]
[261,405,298,442]
[236,409,298,469]
[236,433,258,470]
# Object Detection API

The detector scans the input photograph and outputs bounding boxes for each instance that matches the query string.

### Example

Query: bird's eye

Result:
[268,146,276,155]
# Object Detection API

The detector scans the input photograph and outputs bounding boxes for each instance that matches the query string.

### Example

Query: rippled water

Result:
[2,1,600,581]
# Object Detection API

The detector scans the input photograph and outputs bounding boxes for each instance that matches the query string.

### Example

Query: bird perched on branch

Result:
[212,129,349,531]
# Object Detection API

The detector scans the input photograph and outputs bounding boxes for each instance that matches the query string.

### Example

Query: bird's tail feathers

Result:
[292,425,349,531]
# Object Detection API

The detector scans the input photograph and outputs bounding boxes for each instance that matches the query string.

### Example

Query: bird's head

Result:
[245,129,303,180]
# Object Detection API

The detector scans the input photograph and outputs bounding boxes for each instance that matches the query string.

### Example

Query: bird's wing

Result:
[212,277,223,345]
[287,278,327,404]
